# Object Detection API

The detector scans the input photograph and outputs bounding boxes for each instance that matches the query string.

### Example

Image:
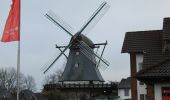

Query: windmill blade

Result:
[98,62,107,71]
[43,43,71,74]
[41,52,60,72]
[56,44,68,59]
[79,41,110,66]
[79,44,97,64]
[95,47,99,54]
[45,10,74,37]
[79,1,110,35]
[96,41,107,68]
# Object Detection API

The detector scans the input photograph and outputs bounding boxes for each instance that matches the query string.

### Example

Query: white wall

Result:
[136,54,143,72]
[154,84,170,100]
[118,89,131,100]
[136,54,147,100]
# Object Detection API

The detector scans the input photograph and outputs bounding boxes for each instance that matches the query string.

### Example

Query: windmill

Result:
[42,1,110,82]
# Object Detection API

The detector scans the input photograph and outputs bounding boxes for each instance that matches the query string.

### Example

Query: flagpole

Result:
[17,40,20,100]
[17,0,21,100]
[1,1,21,99]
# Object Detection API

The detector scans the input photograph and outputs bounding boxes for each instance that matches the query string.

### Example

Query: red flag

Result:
[1,0,20,42]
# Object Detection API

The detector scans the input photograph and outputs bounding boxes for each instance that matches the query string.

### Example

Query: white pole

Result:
[17,0,21,100]
[16,41,20,100]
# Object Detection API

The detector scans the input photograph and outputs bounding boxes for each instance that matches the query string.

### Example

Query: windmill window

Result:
[76,52,79,55]
[75,63,79,68]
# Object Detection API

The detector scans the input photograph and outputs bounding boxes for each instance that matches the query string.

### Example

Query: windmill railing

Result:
[44,83,117,91]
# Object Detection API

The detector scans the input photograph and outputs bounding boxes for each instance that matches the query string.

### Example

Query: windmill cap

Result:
[71,33,94,47]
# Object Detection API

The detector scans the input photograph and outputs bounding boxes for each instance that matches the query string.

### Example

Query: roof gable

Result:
[121,30,162,53]
[118,77,131,89]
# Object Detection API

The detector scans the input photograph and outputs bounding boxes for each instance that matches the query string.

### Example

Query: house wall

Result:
[118,89,131,100]
[154,83,170,100]
[136,54,147,100]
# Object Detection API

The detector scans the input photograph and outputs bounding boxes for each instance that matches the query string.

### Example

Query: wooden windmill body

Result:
[60,34,104,82]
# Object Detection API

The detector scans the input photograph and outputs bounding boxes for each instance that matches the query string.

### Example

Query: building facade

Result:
[122,17,170,100]
[136,54,146,100]
[118,77,131,100]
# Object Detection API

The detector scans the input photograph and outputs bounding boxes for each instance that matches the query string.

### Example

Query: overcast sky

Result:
[1,0,170,91]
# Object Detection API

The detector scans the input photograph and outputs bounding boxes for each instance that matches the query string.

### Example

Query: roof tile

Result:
[118,77,131,89]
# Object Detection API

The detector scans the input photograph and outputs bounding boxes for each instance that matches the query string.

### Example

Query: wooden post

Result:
[146,84,155,100]
[130,53,138,100]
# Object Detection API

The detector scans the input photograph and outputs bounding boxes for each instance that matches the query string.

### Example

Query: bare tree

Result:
[0,67,36,92]
[0,68,17,92]
[43,69,63,84]
[23,75,36,92]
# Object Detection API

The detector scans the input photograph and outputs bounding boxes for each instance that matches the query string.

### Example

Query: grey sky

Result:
[1,0,170,91]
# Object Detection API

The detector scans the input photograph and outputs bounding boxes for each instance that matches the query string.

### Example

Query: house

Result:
[122,17,170,100]
[118,77,131,100]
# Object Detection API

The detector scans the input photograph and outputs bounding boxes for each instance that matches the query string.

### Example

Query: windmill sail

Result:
[96,41,107,68]
[43,43,71,73]
[45,10,74,37]
[79,44,96,64]
[79,41,110,66]
[79,1,110,35]
[56,44,68,59]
